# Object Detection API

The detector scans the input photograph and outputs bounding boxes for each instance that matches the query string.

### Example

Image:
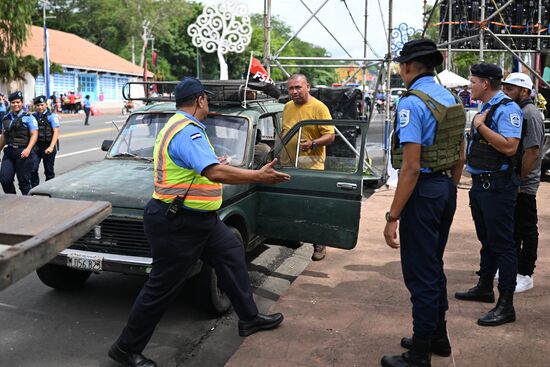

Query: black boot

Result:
[455,278,495,303]
[401,321,451,357]
[477,290,515,326]
[381,335,431,367]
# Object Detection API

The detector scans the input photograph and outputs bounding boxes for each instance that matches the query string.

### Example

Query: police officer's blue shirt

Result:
[396,75,457,173]
[167,111,219,175]
[466,90,523,174]
[0,102,6,113]
[3,110,38,131]
[33,110,60,128]
[83,99,91,108]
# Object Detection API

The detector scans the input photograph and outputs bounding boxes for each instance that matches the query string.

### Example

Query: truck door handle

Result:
[336,182,357,190]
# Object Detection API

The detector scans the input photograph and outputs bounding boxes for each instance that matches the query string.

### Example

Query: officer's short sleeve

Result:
[25,115,38,131]
[396,97,422,145]
[168,125,219,175]
[494,103,522,139]
[49,114,60,128]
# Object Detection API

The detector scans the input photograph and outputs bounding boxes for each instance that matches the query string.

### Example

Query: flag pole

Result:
[243,51,254,108]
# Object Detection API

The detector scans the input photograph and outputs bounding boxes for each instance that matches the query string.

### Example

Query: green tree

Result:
[0,0,41,82]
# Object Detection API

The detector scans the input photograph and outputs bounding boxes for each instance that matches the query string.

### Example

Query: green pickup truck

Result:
[30,81,368,313]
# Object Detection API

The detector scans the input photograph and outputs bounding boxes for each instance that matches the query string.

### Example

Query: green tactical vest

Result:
[391,89,466,171]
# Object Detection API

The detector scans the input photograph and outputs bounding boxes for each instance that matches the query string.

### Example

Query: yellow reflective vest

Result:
[152,114,222,211]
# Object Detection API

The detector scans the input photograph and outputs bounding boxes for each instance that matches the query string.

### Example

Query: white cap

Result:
[502,72,533,90]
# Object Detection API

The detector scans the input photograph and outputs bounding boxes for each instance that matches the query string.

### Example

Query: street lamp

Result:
[39,0,55,98]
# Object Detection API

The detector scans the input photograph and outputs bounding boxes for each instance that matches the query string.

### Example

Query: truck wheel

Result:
[36,264,92,291]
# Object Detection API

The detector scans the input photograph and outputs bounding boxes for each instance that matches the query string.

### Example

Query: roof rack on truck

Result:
[122,80,281,106]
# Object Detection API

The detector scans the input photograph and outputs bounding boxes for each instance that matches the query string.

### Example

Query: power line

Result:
[376,0,388,40]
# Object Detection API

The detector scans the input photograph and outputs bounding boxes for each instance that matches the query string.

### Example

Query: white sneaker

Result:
[515,274,534,293]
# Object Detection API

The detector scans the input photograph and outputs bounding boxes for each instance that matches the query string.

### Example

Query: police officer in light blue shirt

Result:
[455,63,523,327]
[382,39,465,367]
[31,95,60,187]
[0,91,39,195]
[0,93,7,122]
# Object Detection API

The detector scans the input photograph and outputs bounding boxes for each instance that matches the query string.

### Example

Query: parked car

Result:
[390,88,407,109]
[30,81,369,314]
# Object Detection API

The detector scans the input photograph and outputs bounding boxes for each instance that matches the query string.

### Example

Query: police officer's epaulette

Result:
[482,98,513,129]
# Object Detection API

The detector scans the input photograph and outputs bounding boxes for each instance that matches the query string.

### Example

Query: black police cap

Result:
[8,91,23,102]
[174,77,213,102]
[393,39,443,66]
[470,62,502,80]
[34,95,47,104]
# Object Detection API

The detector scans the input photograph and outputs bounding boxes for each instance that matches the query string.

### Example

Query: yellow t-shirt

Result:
[282,96,334,170]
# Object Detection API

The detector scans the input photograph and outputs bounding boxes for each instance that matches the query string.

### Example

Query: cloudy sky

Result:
[199,0,435,59]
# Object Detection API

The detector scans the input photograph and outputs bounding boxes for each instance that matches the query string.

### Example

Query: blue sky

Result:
[199,0,433,59]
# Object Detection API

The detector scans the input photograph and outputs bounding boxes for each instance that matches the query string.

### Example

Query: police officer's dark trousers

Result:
[117,198,258,353]
[31,142,56,187]
[400,173,457,340]
[0,146,37,195]
[470,176,518,291]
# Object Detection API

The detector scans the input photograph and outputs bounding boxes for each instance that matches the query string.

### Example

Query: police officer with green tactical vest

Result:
[455,63,523,327]
[0,91,39,195]
[382,39,466,367]
[109,78,291,367]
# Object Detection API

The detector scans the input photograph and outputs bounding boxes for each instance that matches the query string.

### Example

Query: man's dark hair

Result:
[410,55,436,73]
[488,78,501,90]
[176,92,203,108]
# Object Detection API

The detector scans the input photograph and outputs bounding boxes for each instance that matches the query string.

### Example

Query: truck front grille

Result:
[71,217,151,257]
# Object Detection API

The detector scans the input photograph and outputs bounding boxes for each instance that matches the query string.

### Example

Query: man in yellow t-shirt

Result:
[282,73,335,260]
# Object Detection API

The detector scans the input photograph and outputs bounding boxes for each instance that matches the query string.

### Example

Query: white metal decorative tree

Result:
[187,1,252,80]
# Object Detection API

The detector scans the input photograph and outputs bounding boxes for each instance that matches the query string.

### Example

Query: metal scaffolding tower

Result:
[435,0,550,89]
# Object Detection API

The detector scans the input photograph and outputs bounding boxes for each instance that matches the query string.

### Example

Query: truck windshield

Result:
[108,113,249,166]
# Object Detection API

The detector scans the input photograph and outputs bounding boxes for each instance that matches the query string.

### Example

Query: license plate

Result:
[67,253,103,272]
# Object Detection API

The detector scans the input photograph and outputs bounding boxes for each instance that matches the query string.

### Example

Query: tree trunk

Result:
[217,49,228,80]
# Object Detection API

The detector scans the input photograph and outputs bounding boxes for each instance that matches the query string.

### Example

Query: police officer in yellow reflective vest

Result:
[382,40,466,367]
[109,78,291,367]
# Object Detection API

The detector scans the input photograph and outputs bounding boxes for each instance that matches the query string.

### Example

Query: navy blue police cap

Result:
[174,77,213,102]
[34,95,47,104]
[470,63,503,80]
[393,39,443,66]
[8,91,23,102]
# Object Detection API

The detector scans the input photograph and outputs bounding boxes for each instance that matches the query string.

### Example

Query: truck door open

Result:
[256,119,367,250]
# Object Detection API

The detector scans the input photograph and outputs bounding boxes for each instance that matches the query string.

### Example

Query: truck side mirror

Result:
[101,140,113,151]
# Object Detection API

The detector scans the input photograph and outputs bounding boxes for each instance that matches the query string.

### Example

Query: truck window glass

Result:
[278,123,362,173]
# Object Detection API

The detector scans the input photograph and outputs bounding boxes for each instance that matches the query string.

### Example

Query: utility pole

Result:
[361,0,368,119]
[131,36,135,64]
[40,0,53,98]
[446,0,452,70]
[263,0,272,74]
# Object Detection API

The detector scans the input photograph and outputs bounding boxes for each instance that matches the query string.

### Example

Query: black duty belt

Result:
[7,145,21,149]
[152,198,215,217]
[471,170,510,183]
[419,169,452,179]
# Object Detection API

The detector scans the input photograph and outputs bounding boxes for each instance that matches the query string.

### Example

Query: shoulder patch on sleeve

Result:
[399,109,410,127]
[510,113,521,128]
[190,132,202,140]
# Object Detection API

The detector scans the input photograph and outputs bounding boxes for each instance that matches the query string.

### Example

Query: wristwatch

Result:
[385,211,399,222]
[311,140,318,149]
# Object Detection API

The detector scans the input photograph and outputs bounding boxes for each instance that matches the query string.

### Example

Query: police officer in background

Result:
[0,93,7,122]
[31,95,60,187]
[109,78,290,367]
[455,63,523,327]
[382,39,465,367]
[0,91,38,195]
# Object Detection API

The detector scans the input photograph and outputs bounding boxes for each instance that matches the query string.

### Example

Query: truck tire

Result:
[36,264,92,291]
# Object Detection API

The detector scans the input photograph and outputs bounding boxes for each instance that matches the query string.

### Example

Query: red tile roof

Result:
[22,25,152,77]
